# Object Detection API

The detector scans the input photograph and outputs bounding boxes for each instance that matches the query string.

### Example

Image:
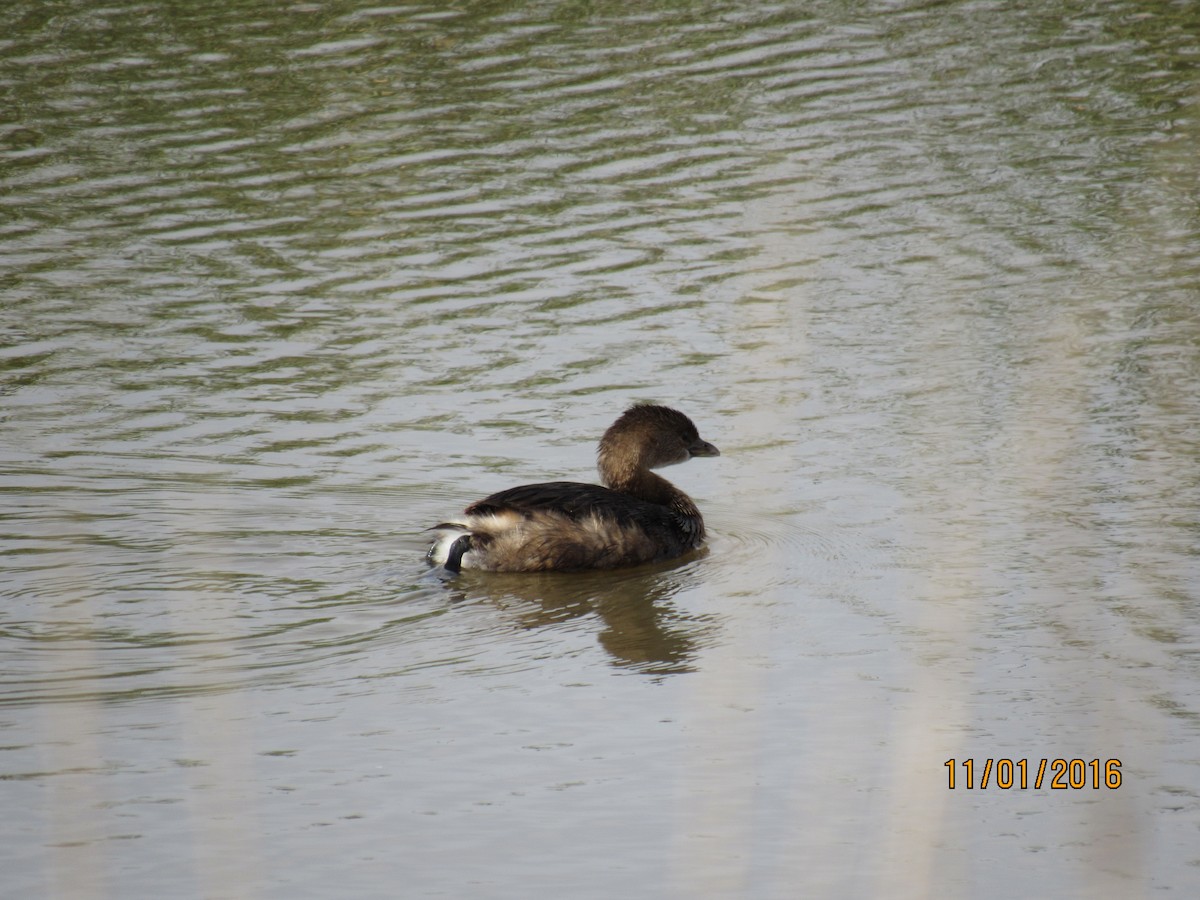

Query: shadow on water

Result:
[431,551,716,676]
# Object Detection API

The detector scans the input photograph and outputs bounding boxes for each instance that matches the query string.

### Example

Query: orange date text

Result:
[944,758,1122,790]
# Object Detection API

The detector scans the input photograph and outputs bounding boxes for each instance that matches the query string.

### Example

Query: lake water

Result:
[2,0,1199,897]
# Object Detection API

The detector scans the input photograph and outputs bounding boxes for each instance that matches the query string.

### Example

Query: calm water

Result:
[3,0,1199,897]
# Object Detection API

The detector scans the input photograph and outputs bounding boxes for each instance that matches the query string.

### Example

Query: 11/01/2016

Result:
[945,758,1122,789]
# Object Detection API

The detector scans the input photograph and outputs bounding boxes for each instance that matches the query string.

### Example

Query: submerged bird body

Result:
[427,405,719,573]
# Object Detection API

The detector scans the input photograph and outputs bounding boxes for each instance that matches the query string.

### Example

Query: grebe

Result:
[427,404,719,573]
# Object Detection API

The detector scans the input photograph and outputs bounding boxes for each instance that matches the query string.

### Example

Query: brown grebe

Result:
[427,404,719,573]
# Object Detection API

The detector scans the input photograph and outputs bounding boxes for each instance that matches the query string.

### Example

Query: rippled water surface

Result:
[3,0,1200,897]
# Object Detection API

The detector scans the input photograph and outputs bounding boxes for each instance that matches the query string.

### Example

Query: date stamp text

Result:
[944,758,1122,790]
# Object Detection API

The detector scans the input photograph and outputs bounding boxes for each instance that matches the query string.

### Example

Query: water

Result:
[3,0,1199,897]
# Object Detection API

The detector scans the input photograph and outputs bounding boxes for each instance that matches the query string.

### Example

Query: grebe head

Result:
[598,404,719,485]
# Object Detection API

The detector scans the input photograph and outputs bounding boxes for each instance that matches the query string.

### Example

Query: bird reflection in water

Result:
[437,553,714,675]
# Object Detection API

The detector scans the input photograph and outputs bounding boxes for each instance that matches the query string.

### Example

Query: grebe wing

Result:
[465,481,670,527]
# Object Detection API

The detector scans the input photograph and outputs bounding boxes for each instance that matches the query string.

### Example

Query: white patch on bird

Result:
[427,512,519,569]
[427,526,470,566]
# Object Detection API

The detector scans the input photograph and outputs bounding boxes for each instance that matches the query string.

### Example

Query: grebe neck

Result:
[603,468,702,527]
[603,466,673,502]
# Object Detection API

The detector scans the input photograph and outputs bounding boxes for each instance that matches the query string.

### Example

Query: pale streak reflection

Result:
[670,270,805,895]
